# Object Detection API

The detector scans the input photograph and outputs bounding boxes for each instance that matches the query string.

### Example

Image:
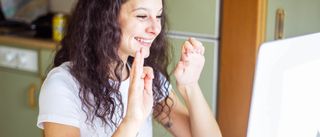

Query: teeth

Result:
[135,37,153,44]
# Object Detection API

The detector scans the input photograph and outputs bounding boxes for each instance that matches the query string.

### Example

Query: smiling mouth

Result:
[135,37,154,46]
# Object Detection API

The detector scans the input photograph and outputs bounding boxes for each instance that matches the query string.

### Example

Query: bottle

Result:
[52,13,67,42]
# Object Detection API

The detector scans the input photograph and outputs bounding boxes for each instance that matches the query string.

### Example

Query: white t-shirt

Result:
[37,62,160,137]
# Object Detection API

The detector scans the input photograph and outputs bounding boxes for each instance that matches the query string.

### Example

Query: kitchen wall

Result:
[49,0,77,14]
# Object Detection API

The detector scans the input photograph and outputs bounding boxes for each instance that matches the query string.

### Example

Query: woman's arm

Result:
[177,83,221,137]
[154,91,192,137]
[42,118,145,137]
[161,37,222,137]
[43,122,80,137]
[155,88,221,137]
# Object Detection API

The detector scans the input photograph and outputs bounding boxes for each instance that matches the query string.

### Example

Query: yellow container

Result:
[52,13,67,42]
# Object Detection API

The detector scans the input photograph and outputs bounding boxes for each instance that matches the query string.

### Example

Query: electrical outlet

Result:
[0,45,38,73]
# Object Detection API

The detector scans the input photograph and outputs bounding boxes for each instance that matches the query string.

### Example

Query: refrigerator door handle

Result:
[275,8,285,40]
[28,84,37,109]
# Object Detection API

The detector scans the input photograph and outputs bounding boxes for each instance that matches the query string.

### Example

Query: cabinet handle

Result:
[28,84,37,109]
[275,8,285,40]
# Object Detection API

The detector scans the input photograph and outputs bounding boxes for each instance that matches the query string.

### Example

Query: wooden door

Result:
[217,0,267,137]
[217,0,320,137]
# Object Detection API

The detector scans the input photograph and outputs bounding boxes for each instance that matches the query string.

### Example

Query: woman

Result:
[37,0,222,136]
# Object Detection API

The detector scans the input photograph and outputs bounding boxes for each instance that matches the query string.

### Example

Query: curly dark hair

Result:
[53,0,173,128]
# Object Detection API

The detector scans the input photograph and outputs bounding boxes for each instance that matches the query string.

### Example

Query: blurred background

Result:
[0,0,320,137]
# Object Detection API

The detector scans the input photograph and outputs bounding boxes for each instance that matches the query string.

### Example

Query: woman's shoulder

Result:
[48,61,72,75]
[46,62,74,81]
[42,61,79,92]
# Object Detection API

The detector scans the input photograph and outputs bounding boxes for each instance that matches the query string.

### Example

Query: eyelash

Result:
[136,15,162,20]
[136,15,147,19]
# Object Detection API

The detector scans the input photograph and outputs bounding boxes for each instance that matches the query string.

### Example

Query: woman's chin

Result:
[143,52,150,58]
[130,52,149,58]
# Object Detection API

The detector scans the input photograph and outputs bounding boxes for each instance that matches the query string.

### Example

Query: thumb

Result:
[143,67,154,94]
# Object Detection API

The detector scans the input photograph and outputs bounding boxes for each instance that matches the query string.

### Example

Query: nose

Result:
[146,17,161,36]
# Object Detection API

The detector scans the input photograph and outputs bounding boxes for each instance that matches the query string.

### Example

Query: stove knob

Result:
[4,52,16,63]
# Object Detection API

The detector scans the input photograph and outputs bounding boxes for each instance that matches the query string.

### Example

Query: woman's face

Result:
[118,0,162,60]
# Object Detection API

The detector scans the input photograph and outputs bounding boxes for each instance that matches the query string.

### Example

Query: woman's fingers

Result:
[181,37,205,61]
[181,40,193,61]
[143,67,154,95]
[131,48,145,82]
[189,37,205,55]
[131,50,139,78]
[174,38,206,86]
[126,49,154,122]
[184,40,194,53]
[131,48,155,94]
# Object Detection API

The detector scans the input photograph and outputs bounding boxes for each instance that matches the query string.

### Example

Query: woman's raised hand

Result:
[125,48,154,126]
[174,37,205,86]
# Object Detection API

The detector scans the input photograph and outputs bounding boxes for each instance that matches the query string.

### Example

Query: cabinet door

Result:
[155,0,220,136]
[0,48,55,137]
[167,38,219,109]
[266,0,320,41]
[0,71,42,137]
[166,0,220,38]
[164,0,220,111]
[153,37,219,137]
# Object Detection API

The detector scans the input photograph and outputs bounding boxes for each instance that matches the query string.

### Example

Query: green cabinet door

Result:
[0,47,55,137]
[0,70,42,137]
[166,0,220,37]
[266,0,320,41]
[166,38,218,108]
[156,0,221,136]
[165,0,220,112]
[153,37,219,137]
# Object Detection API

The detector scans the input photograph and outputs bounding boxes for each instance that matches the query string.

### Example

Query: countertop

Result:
[0,35,57,50]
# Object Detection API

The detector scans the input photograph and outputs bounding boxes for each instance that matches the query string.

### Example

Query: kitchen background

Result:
[0,0,220,136]
[1,0,320,137]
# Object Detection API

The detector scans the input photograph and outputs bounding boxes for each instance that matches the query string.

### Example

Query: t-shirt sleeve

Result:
[37,68,81,129]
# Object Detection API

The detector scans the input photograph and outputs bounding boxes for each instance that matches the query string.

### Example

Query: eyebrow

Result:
[131,7,163,13]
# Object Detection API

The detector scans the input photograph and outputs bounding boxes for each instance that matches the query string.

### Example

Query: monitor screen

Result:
[247,33,320,137]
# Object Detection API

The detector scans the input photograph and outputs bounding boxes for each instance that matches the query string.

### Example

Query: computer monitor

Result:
[247,33,320,137]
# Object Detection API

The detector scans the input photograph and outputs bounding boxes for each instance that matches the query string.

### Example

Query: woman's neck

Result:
[121,56,129,81]
[110,57,129,81]
[121,62,129,81]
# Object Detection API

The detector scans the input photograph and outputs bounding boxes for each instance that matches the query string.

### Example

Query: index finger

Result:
[131,49,144,81]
